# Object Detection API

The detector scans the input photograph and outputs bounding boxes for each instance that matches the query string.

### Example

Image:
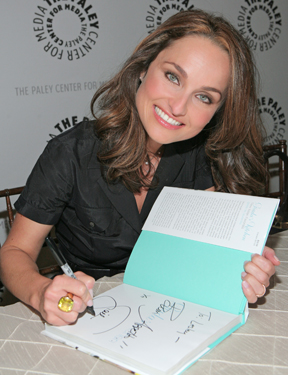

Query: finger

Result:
[42,311,75,327]
[65,293,91,314]
[41,290,79,326]
[54,293,92,324]
[244,259,271,287]
[42,277,84,314]
[74,271,95,305]
[51,274,93,307]
[242,280,258,303]
[53,306,79,325]
[241,272,267,299]
[250,254,275,280]
[53,292,86,322]
[42,273,95,325]
[262,246,281,266]
[75,271,95,289]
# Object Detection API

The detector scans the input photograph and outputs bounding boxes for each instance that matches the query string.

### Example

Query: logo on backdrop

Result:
[237,0,282,52]
[146,0,195,34]
[48,115,89,140]
[259,97,286,145]
[33,0,99,61]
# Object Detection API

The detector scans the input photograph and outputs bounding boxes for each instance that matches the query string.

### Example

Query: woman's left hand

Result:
[241,246,280,303]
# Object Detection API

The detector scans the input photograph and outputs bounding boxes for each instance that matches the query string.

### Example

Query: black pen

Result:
[45,236,95,316]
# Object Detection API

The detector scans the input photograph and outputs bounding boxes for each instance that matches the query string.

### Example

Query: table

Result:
[1,231,288,375]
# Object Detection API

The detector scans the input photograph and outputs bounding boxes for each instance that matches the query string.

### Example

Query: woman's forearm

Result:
[0,245,51,310]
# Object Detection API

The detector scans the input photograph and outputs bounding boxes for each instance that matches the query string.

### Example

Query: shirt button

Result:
[89,222,95,228]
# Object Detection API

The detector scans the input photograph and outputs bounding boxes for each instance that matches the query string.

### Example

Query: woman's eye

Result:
[196,94,212,104]
[166,72,179,84]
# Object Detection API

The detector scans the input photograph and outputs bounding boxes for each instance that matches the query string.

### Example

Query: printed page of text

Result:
[143,187,279,253]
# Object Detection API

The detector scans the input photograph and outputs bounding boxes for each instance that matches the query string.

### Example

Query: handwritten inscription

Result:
[118,299,186,348]
[90,293,213,351]
[155,299,185,321]
[123,305,153,340]
[176,312,212,342]
[177,320,203,335]
[91,295,131,334]
[122,299,185,341]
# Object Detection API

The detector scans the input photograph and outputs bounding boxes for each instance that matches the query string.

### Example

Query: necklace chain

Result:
[144,147,163,165]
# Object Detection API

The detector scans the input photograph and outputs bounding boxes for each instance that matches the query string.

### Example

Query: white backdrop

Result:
[1,0,287,244]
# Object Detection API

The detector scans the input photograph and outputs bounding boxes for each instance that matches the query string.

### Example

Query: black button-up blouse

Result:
[15,121,213,271]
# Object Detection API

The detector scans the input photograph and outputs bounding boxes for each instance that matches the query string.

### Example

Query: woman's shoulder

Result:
[47,120,100,154]
[50,120,98,144]
[39,120,101,169]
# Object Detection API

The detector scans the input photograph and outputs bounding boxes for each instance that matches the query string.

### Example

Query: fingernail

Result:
[89,289,94,299]
[274,255,280,262]
[251,253,257,259]
[243,261,249,267]
[87,299,93,307]
[242,280,249,289]
[241,272,247,279]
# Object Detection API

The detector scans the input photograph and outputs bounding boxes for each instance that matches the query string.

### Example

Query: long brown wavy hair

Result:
[91,9,266,195]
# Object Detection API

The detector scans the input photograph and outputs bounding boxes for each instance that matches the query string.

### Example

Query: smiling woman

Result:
[92,9,265,196]
[135,35,230,151]
[0,9,279,327]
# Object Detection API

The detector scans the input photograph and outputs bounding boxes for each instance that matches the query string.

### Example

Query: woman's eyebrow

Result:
[164,61,187,78]
[201,86,222,98]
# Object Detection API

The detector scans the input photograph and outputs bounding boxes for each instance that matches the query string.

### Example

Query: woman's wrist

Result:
[28,273,52,312]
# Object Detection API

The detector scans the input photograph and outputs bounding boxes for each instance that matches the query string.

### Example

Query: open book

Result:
[43,187,279,375]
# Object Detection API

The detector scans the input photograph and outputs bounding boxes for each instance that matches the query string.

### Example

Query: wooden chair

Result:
[263,140,288,230]
[0,186,60,276]
[0,187,25,228]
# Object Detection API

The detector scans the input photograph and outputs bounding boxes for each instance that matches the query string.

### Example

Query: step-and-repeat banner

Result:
[1,0,287,243]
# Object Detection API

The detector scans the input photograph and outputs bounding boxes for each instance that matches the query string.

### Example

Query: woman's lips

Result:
[153,105,184,129]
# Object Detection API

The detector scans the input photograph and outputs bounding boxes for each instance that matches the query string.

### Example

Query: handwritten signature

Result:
[92,295,131,334]
[123,305,153,340]
[154,299,185,321]
[120,299,185,347]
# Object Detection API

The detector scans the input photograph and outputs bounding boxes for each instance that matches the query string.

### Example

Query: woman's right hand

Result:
[0,213,94,326]
[39,271,95,326]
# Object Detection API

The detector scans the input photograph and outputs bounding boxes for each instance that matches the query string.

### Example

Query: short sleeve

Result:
[15,138,74,225]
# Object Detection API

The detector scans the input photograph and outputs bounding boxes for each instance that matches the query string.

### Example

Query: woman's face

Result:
[136,35,231,153]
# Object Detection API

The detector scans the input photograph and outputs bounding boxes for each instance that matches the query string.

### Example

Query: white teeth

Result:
[155,106,182,126]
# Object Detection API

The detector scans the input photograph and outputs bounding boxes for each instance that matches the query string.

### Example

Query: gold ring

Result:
[256,284,266,298]
[58,292,74,312]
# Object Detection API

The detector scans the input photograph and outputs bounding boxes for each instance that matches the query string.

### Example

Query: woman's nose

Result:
[168,92,189,117]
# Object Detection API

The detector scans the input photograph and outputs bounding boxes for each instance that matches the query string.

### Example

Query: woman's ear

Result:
[139,71,147,82]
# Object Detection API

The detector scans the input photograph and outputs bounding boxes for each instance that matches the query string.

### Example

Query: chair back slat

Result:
[0,186,60,276]
[263,140,288,228]
[0,187,25,228]
[263,140,287,204]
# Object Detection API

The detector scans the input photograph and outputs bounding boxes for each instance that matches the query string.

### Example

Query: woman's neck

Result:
[146,138,163,155]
